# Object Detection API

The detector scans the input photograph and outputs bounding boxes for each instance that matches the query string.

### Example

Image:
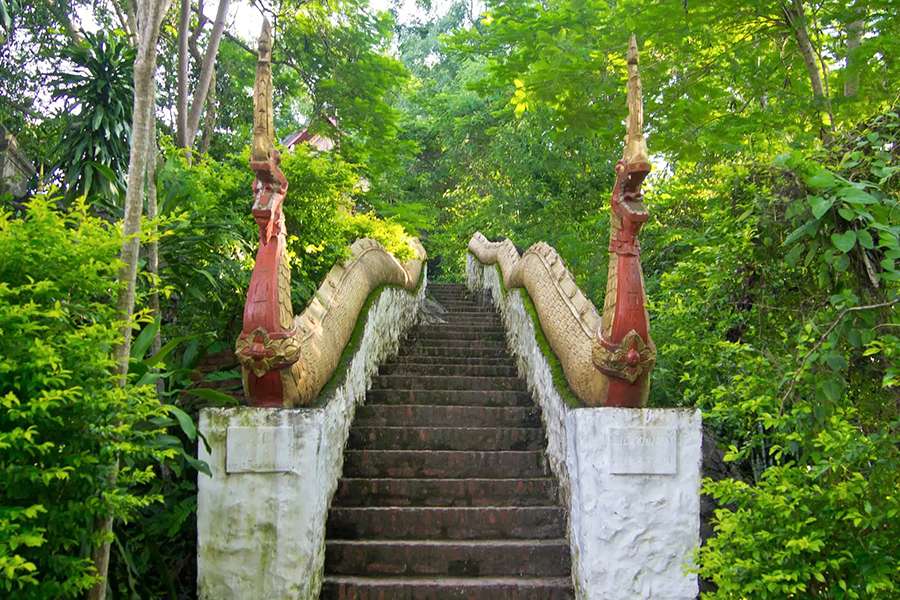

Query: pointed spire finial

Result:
[622,34,649,168]
[252,19,275,162]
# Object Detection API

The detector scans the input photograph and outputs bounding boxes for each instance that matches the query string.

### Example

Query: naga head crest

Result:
[252,19,275,163]
[622,34,649,170]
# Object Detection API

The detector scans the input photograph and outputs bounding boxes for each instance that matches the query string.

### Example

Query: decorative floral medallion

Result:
[593,329,656,384]
[235,327,302,378]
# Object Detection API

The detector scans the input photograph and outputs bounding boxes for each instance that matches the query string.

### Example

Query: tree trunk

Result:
[183,0,231,148]
[844,17,864,98]
[176,0,191,146]
[147,118,163,394]
[783,0,833,136]
[88,2,171,599]
[200,66,217,154]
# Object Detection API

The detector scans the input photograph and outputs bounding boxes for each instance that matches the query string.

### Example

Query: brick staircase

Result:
[321,283,574,599]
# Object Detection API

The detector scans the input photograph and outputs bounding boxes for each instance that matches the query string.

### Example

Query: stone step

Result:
[419,321,503,330]
[327,506,566,540]
[332,477,559,507]
[342,450,549,479]
[388,356,515,367]
[321,576,574,600]
[411,330,506,343]
[434,298,481,304]
[354,405,541,428]
[426,321,503,330]
[434,312,500,320]
[366,389,531,407]
[324,539,571,577]
[379,362,518,378]
[372,375,527,392]
[347,426,543,450]
[415,325,506,335]
[399,345,508,359]
[332,478,560,507]
[408,339,508,351]
[440,305,493,313]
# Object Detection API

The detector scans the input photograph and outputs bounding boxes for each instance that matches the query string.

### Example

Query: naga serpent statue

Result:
[467,35,656,407]
[235,21,425,407]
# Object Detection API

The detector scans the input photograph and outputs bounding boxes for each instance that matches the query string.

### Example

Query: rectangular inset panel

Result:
[226,426,295,473]
[608,427,677,475]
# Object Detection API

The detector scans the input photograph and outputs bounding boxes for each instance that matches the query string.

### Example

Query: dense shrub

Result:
[0,196,170,598]
[644,113,898,598]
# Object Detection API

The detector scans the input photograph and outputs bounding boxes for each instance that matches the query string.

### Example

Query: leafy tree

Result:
[0,196,170,598]
[51,31,135,208]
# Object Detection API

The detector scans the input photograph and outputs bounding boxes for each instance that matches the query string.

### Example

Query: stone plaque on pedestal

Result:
[608,427,678,475]
[225,426,295,473]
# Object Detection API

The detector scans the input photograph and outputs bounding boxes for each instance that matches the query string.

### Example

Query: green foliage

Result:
[279,145,417,309]
[0,0,19,41]
[156,142,257,343]
[639,114,898,595]
[0,196,169,598]
[51,31,135,208]
[453,0,900,161]
[699,411,898,598]
[277,0,409,179]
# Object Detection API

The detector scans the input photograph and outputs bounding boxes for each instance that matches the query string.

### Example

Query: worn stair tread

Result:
[323,575,573,585]
[366,389,532,407]
[380,364,518,377]
[348,426,543,451]
[342,450,549,478]
[332,477,559,507]
[326,506,565,539]
[321,576,574,600]
[388,356,515,366]
[354,405,541,427]
[373,375,527,392]
[325,538,571,577]
[327,538,567,546]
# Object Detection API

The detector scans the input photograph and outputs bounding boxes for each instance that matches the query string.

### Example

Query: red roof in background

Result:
[281,117,338,152]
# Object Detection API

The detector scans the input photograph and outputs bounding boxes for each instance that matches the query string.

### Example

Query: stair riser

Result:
[321,580,574,600]
[325,541,571,577]
[436,311,500,318]
[327,507,566,540]
[413,326,505,335]
[399,346,508,359]
[354,406,541,428]
[342,451,549,479]
[417,324,504,333]
[332,478,560,507]
[348,427,543,451]
[411,333,506,344]
[408,340,508,350]
[388,356,515,367]
[379,363,518,377]
[373,375,526,392]
[367,389,530,407]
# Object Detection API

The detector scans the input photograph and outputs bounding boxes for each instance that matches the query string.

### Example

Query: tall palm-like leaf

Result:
[52,31,134,210]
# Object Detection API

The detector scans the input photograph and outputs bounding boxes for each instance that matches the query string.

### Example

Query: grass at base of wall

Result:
[314,268,426,406]
[489,263,582,409]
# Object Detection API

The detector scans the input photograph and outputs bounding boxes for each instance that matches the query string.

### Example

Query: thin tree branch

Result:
[185,0,231,148]
[779,298,899,415]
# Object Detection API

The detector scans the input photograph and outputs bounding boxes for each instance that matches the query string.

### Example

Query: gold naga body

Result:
[235,21,425,407]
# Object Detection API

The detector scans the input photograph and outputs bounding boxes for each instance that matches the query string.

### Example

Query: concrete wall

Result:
[467,255,701,599]
[197,279,425,600]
